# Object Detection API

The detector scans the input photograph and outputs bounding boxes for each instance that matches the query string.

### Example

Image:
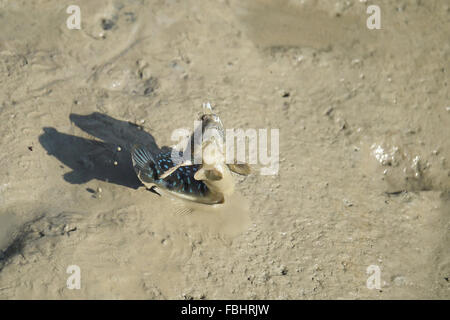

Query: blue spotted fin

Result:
[131,145,222,204]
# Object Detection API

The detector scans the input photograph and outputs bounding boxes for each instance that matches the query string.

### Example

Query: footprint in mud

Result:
[94,62,158,96]
[82,1,130,39]
[0,212,20,260]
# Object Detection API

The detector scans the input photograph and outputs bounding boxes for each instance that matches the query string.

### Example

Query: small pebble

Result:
[279,265,288,275]
[343,199,353,207]
[324,107,334,116]
[101,19,115,31]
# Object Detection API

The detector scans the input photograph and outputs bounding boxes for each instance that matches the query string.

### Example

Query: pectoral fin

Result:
[206,169,223,181]
[194,168,223,181]
[228,163,251,175]
[194,168,206,181]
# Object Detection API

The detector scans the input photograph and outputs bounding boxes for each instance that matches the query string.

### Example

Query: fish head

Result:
[200,102,225,142]
[202,139,224,167]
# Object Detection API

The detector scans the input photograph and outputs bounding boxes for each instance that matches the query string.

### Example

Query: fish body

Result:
[132,103,250,205]
[132,146,224,204]
[189,103,237,201]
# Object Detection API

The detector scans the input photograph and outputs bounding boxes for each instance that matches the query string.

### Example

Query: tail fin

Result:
[131,145,156,183]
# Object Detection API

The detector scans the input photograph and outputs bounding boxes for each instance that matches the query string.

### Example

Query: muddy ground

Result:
[0,0,449,299]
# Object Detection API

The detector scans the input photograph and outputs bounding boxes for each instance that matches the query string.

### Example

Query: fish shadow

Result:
[39,112,168,189]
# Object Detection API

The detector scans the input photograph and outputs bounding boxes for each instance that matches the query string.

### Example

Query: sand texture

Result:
[0,0,449,299]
